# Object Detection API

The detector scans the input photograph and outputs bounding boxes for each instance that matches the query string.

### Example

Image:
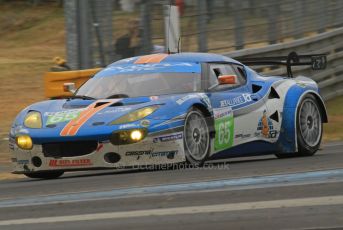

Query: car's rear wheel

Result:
[24,171,64,179]
[275,94,323,158]
[297,94,323,156]
[184,108,210,166]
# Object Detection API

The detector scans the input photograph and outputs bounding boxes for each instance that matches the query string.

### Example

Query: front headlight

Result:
[24,111,42,129]
[110,105,159,125]
[16,135,33,150]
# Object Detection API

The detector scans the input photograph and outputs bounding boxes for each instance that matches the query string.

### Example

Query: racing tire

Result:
[275,94,323,158]
[183,108,210,166]
[24,171,64,179]
[296,94,323,156]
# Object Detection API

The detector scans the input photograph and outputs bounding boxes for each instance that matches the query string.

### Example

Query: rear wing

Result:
[236,52,327,78]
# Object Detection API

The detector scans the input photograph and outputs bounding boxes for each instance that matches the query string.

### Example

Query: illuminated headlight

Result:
[16,135,33,150]
[110,129,147,145]
[24,111,42,129]
[110,105,159,125]
[130,130,143,141]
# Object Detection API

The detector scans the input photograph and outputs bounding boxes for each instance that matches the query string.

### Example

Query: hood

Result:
[12,93,208,142]
[28,96,160,128]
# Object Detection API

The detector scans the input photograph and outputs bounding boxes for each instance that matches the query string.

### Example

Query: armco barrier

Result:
[44,28,343,100]
[225,27,343,101]
[44,68,102,98]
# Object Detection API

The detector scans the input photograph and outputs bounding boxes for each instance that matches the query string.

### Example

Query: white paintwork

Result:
[233,80,296,147]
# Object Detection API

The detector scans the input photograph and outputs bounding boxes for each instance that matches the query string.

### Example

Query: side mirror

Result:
[218,75,237,85]
[63,82,76,93]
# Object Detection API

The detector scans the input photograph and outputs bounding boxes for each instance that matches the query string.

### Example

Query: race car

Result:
[9,52,328,179]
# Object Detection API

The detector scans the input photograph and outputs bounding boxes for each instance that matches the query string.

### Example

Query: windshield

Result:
[76,72,201,99]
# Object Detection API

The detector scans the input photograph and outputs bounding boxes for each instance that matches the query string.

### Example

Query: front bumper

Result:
[10,132,185,173]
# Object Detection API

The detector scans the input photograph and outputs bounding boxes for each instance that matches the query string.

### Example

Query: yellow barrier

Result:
[44,68,102,98]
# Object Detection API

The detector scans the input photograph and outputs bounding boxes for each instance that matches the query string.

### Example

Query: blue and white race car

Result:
[9,52,328,179]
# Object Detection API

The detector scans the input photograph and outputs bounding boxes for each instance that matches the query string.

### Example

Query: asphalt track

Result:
[0,142,342,230]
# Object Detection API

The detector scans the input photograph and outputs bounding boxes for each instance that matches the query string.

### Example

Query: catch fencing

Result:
[62,0,343,100]
[64,0,343,69]
[226,27,343,100]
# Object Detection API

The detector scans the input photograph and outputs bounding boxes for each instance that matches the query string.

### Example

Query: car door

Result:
[205,63,268,155]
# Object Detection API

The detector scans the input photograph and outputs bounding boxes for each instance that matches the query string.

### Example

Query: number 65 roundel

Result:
[213,107,234,151]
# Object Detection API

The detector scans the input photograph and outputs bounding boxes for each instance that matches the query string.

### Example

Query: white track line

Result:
[0,195,343,226]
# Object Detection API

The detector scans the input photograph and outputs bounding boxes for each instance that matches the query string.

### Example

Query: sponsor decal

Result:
[214,107,231,119]
[60,100,118,137]
[97,107,131,115]
[176,94,199,105]
[235,133,251,139]
[200,93,212,110]
[110,63,193,73]
[125,150,178,160]
[49,159,92,167]
[17,159,30,165]
[176,93,211,106]
[45,109,84,125]
[153,133,183,143]
[220,93,252,107]
[13,126,29,134]
[151,151,178,159]
[255,110,278,138]
[140,119,151,127]
[119,123,139,129]
[295,80,308,88]
[214,107,234,151]
[125,150,151,160]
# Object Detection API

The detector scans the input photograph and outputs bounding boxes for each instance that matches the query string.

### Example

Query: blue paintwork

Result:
[276,83,320,153]
[111,52,241,66]
[10,52,326,158]
[99,62,201,76]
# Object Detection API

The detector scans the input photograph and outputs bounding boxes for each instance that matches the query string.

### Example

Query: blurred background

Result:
[0,0,343,176]
[46,0,343,69]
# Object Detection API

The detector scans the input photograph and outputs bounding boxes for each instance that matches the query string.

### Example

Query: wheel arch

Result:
[278,88,326,153]
[294,90,326,151]
[191,103,215,138]
[307,92,328,123]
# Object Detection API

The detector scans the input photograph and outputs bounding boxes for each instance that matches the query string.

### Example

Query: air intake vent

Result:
[95,102,110,108]
[42,141,98,158]
[268,87,280,99]
[63,104,88,109]
[270,111,279,122]
[252,84,262,93]
[110,102,124,107]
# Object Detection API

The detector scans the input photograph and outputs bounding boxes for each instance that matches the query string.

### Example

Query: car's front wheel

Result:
[24,171,64,179]
[183,108,210,166]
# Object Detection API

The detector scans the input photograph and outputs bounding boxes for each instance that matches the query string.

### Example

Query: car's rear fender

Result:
[278,85,327,153]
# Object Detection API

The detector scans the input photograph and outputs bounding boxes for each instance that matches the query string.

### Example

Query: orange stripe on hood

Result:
[60,99,119,137]
[134,54,168,64]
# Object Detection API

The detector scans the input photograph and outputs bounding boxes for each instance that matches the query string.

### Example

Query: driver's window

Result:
[208,64,239,90]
